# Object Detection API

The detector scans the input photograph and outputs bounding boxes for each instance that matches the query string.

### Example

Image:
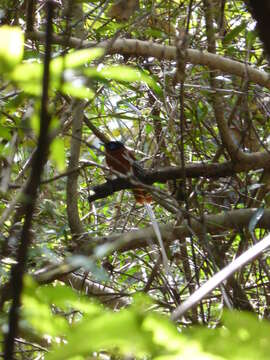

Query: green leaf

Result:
[197,311,270,360]
[146,123,153,134]
[51,48,104,73]
[0,26,24,73]
[11,48,103,96]
[46,308,156,360]
[23,279,102,338]
[35,283,102,317]
[23,294,68,337]
[50,138,65,171]
[30,111,40,136]
[0,124,12,140]
[223,22,246,45]
[22,277,68,337]
[5,92,26,110]
[100,66,146,82]
[11,62,42,95]
[246,30,257,48]
[61,81,94,99]
[144,313,207,359]
[85,65,162,95]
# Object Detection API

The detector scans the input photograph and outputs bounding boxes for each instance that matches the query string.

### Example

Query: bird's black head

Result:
[105,141,124,151]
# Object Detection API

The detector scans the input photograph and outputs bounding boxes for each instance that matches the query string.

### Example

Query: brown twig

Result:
[4,2,54,358]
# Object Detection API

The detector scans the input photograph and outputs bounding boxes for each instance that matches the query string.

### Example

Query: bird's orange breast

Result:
[105,146,151,204]
[105,147,133,174]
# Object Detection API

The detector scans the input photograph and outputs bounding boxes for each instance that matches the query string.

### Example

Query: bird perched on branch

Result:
[105,141,151,204]
[104,141,169,273]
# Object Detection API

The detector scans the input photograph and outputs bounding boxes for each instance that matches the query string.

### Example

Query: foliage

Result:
[19,278,270,360]
[1,0,270,359]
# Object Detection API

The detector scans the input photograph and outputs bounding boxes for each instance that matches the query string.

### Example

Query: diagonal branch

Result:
[73,208,270,255]
[27,32,270,89]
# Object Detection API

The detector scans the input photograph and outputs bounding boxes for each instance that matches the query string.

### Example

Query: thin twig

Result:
[4,2,54,358]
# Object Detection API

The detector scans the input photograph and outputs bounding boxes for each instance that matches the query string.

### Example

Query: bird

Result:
[104,140,151,204]
[104,141,169,273]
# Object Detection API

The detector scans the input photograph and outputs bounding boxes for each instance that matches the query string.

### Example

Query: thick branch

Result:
[66,2,86,239]
[27,32,270,90]
[66,102,85,237]
[203,0,243,162]
[89,152,270,202]
[73,209,270,255]
[1,264,129,310]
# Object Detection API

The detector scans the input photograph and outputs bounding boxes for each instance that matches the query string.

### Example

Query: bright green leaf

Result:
[30,112,40,136]
[197,311,270,360]
[22,277,68,337]
[11,62,42,95]
[62,82,94,99]
[36,284,102,317]
[46,309,156,360]
[0,26,24,73]
[0,125,12,140]
[146,123,153,134]
[23,294,68,337]
[85,65,162,95]
[50,138,65,171]
[11,48,103,96]
[51,48,104,73]
[100,66,146,82]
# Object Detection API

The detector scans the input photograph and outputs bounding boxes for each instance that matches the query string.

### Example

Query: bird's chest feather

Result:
[106,148,134,174]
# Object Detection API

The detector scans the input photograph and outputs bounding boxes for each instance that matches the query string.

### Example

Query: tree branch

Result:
[73,208,270,255]
[4,2,54,358]
[89,152,270,202]
[27,32,270,89]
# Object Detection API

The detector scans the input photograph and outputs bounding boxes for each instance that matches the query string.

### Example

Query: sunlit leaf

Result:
[0,26,24,73]
[22,277,68,337]
[0,125,12,140]
[196,311,270,360]
[30,111,40,136]
[51,48,104,73]
[11,62,42,95]
[11,49,103,96]
[23,294,68,337]
[62,82,94,99]
[146,123,153,134]
[46,308,156,360]
[85,65,162,95]
[50,138,65,171]
[101,66,146,81]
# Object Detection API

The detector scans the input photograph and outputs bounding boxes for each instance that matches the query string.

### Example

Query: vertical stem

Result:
[4,2,54,358]
[65,0,86,239]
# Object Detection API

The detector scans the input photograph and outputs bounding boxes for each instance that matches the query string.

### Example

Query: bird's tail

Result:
[133,188,152,204]
[144,202,169,274]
